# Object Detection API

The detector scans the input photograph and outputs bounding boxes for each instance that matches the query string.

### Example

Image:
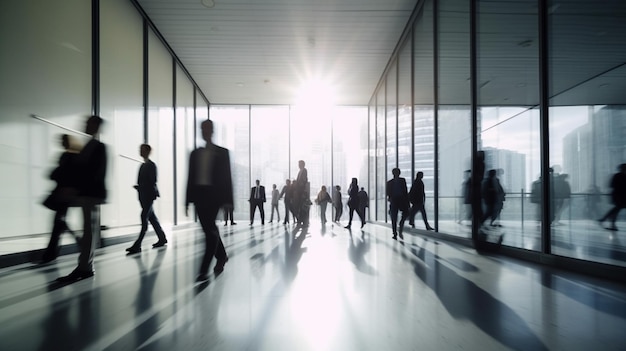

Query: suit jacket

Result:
[186,144,233,207]
[76,138,107,201]
[409,179,425,205]
[386,177,409,210]
[249,185,266,203]
[136,159,159,201]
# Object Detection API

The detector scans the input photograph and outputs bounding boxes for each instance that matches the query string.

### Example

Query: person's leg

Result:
[196,197,221,275]
[420,207,433,230]
[43,207,69,261]
[132,199,151,247]
[148,207,167,243]
[408,203,418,226]
[276,204,280,221]
[389,203,399,236]
[250,202,256,224]
[77,202,97,272]
[260,203,265,224]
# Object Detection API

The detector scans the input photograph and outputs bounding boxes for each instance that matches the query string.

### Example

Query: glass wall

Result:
[175,66,196,225]
[250,106,290,195]
[100,0,144,230]
[376,87,387,221]
[210,106,250,222]
[398,40,413,179]
[436,0,471,236]
[147,29,174,228]
[548,0,626,266]
[476,0,540,250]
[0,0,91,245]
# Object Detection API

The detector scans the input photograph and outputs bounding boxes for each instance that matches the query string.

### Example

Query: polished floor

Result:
[1,221,626,351]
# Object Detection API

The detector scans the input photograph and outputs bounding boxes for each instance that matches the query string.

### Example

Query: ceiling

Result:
[135,0,419,106]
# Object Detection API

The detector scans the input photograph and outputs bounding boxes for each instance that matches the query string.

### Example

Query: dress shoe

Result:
[399,232,404,240]
[224,222,228,226]
[361,222,366,228]
[196,273,209,282]
[56,268,94,283]
[152,240,167,248]
[426,226,434,231]
[231,222,237,225]
[392,233,398,240]
[214,257,229,275]
[126,246,141,254]
[344,225,351,229]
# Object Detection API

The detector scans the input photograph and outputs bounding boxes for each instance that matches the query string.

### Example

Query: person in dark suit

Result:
[57,115,107,283]
[598,163,626,231]
[345,178,365,229]
[41,134,80,263]
[408,171,434,231]
[386,168,409,240]
[249,179,266,225]
[223,204,236,226]
[279,179,292,224]
[186,119,233,281]
[333,185,343,222]
[294,160,310,226]
[269,184,280,223]
[358,187,369,227]
[126,144,168,254]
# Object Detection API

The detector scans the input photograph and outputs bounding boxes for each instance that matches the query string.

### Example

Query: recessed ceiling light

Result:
[201,0,215,8]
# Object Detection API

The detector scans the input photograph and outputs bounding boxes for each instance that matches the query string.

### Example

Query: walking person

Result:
[333,185,343,223]
[279,179,292,224]
[386,168,409,240]
[126,144,168,254]
[186,119,233,281]
[269,184,280,223]
[57,115,107,283]
[294,160,310,226]
[223,204,236,226]
[249,179,266,225]
[598,163,626,231]
[315,185,332,224]
[358,187,369,228]
[408,171,434,231]
[345,178,365,229]
[40,134,80,264]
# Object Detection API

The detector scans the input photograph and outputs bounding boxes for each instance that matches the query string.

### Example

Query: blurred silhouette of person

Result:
[269,183,280,223]
[471,151,485,244]
[223,204,236,226]
[458,169,472,224]
[492,168,507,226]
[598,163,626,231]
[345,178,365,229]
[294,160,310,226]
[57,115,107,283]
[249,179,266,225]
[126,144,168,254]
[552,173,571,225]
[387,168,409,240]
[408,171,434,231]
[279,179,292,224]
[585,184,601,220]
[333,185,343,222]
[41,134,80,263]
[481,169,505,227]
[530,175,543,226]
[358,187,369,227]
[186,119,233,281]
[315,185,331,224]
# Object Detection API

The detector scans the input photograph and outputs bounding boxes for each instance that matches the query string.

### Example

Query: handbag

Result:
[42,187,78,211]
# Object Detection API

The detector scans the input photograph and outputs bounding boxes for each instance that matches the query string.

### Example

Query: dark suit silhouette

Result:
[186,119,233,281]
[57,115,107,283]
[127,144,167,254]
[279,179,291,224]
[408,172,434,230]
[249,180,266,225]
[599,163,626,231]
[386,168,409,239]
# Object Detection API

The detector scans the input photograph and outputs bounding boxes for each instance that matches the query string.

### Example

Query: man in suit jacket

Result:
[57,115,107,283]
[386,168,409,240]
[186,119,234,281]
[126,144,168,254]
[249,179,266,225]
[408,171,434,231]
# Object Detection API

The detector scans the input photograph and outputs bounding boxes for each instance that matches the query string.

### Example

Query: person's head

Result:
[321,185,327,192]
[140,144,152,159]
[392,168,401,177]
[60,134,71,150]
[360,187,364,191]
[351,177,358,185]
[298,160,305,169]
[416,171,423,179]
[201,119,214,143]
[336,185,341,191]
[85,115,103,137]
[255,179,260,186]
[488,169,497,177]
[272,184,277,189]
[286,179,291,185]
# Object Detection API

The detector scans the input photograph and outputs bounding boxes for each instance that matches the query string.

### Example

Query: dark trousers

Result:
[133,197,166,246]
[283,200,290,223]
[346,204,365,226]
[409,203,431,228]
[43,206,74,260]
[601,205,625,225]
[334,204,343,222]
[250,200,265,223]
[389,202,408,234]
[195,187,227,274]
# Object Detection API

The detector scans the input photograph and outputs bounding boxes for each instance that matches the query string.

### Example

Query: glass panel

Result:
[376,88,386,221]
[368,101,376,219]
[196,93,208,146]
[386,64,398,176]
[210,105,250,221]
[0,0,91,247]
[175,66,195,225]
[549,0,626,266]
[100,0,144,232]
[437,0,471,237]
[250,105,289,215]
[147,29,174,228]
[398,40,412,179]
[475,0,540,249]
